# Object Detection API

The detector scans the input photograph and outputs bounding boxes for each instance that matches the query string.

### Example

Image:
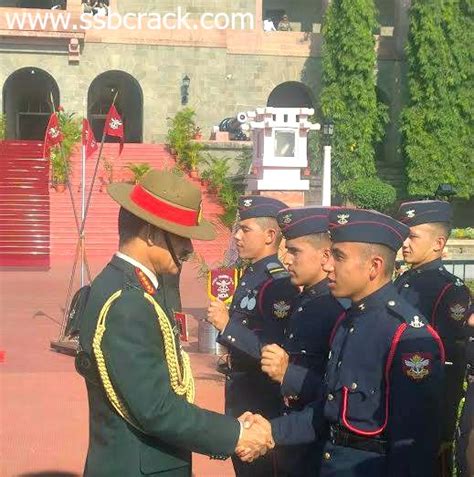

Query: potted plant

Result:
[50,147,70,192]
[0,113,6,140]
[125,162,152,184]
[182,141,204,177]
[49,108,81,191]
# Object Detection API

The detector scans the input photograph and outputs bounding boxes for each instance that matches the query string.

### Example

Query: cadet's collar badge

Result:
[273,300,291,319]
[281,214,292,225]
[357,303,365,311]
[337,214,350,225]
[410,315,425,328]
[135,267,156,295]
[243,199,253,207]
[450,303,466,321]
[403,353,432,380]
[454,278,464,287]
[406,209,416,218]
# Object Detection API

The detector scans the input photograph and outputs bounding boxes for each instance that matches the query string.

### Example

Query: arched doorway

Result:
[3,67,60,140]
[88,71,143,143]
[267,81,314,108]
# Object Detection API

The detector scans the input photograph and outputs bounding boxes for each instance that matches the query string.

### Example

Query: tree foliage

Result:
[320,0,388,198]
[402,0,474,198]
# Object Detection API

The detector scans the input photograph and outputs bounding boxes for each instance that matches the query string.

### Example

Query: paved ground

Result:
[0,258,234,477]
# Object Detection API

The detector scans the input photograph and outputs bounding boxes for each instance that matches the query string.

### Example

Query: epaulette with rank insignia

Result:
[266,262,290,280]
[438,266,465,288]
[385,297,429,329]
[135,267,156,295]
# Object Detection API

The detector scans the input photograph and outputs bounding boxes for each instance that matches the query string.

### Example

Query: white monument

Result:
[243,107,320,193]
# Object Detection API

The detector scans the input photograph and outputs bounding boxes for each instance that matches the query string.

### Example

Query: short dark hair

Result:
[254,216,283,246]
[302,232,330,249]
[429,222,451,240]
[361,243,397,278]
[118,207,148,246]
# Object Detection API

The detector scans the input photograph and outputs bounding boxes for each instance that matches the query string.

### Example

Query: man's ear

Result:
[433,235,447,253]
[144,224,163,247]
[320,247,331,265]
[369,255,385,280]
[265,227,277,245]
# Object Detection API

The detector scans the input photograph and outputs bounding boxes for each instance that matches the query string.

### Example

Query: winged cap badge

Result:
[281,214,292,225]
[406,209,416,218]
[243,199,253,207]
[337,214,350,225]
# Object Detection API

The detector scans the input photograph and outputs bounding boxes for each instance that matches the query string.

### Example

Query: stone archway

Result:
[2,67,60,140]
[267,81,314,109]
[88,70,143,143]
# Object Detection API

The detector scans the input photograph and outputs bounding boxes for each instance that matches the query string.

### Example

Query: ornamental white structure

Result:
[243,107,320,192]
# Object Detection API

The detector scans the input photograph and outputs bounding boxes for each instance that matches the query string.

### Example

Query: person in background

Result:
[277,14,292,31]
[263,17,276,32]
[456,304,474,477]
[261,206,345,476]
[207,195,299,477]
[394,200,471,477]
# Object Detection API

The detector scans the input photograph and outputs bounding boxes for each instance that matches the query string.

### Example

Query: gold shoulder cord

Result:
[92,290,195,430]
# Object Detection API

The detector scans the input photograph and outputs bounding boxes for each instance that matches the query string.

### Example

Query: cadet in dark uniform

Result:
[320,208,445,476]
[456,304,474,477]
[76,170,273,477]
[259,206,345,476]
[395,200,472,476]
[207,195,299,477]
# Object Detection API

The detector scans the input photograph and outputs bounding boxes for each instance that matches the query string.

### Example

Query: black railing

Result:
[397,260,474,282]
[440,260,474,282]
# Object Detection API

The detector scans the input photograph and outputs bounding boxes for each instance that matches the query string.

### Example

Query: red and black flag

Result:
[104,104,124,155]
[43,112,63,158]
[82,118,98,159]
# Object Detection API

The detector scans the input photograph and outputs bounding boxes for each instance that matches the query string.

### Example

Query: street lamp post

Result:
[322,119,334,206]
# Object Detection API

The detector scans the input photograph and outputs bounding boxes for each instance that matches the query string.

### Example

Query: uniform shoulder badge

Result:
[450,303,466,321]
[402,353,432,380]
[273,300,291,319]
[387,299,428,328]
[409,315,425,328]
[337,214,350,225]
[266,262,289,280]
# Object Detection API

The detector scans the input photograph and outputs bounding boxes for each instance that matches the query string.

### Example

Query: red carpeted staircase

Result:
[51,143,231,266]
[0,140,50,268]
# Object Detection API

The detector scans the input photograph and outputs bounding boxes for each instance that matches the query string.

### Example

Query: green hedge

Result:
[345,177,397,212]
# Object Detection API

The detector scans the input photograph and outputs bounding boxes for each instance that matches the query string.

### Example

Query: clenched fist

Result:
[261,343,289,384]
[206,300,230,332]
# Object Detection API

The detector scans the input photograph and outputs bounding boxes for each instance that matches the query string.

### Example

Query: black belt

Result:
[329,425,388,455]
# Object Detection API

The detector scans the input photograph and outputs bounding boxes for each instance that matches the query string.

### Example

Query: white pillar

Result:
[322,144,332,206]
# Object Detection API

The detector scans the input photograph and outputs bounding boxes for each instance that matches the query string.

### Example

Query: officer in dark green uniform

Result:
[76,169,273,477]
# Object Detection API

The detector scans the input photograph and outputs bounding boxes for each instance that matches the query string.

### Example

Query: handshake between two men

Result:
[208,299,292,463]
